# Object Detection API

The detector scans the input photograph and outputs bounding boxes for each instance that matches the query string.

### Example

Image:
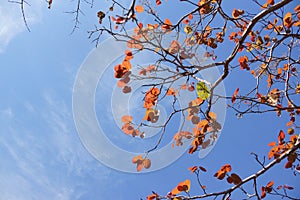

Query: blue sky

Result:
[0,0,299,199]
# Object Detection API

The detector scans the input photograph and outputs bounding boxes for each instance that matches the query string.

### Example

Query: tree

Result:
[16,0,299,199]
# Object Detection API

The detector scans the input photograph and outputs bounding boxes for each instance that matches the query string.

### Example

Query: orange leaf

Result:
[268,141,276,146]
[188,166,198,173]
[147,193,158,200]
[238,56,250,70]
[137,162,143,172]
[208,112,217,120]
[286,120,293,127]
[143,158,151,169]
[162,19,172,31]
[261,187,266,198]
[117,79,127,88]
[167,87,178,96]
[214,164,231,180]
[156,0,161,5]
[283,12,293,28]
[125,50,133,60]
[122,60,132,70]
[231,88,239,104]
[122,123,134,135]
[262,0,274,8]
[121,115,133,123]
[232,9,244,19]
[132,155,143,163]
[171,179,191,195]
[135,5,144,13]
[266,180,274,188]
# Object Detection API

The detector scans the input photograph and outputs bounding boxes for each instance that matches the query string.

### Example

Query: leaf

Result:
[97,11,106,24]
[143,109,159,123]
[146,193,158,200]
[268,141,276,146]
[162,18,172,31]
[121,115,133,123]
[167,88,177,96]
[262,0,274,9]
[283,185,294,190]
[171,179,191,195]
[278,130,285,144]
[231,88,239,104]
[184,25,193,34]
[188,166,198,173]
[122,85,132,93]
[137,162,143,172]
[122,123,134,135]
[214,164,231,180]
[266,180,274,188]
[238,56,250,70]
[285,161,293,168]
[156,0,161,5]
[117,79,127,88]
[143,158,151,169]
[125,50,133,60]
[283,12,292,28]
[232,9,244,19]
[135,5,144,13]
[208,112,217,120]
[196,82,210,100]
[261,187,266,199]
[132,155,143,163]
[199,166,207,172]
[230,173,242,185]
[169,40,181,54]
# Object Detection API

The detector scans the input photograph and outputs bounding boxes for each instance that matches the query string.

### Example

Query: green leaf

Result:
[196,82,210,100]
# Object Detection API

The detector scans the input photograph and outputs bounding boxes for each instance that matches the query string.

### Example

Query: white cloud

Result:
[1,107,13,118]
[0,0,43,53]
[0,90,112,199]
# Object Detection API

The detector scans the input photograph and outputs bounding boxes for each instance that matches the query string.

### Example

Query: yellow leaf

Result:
[184,25,193,34]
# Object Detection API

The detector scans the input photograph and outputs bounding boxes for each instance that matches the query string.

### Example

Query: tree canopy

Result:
[14,0,300,199]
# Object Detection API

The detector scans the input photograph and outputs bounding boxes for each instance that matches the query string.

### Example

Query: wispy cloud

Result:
[0,89,112,199]
[0,0,42,53]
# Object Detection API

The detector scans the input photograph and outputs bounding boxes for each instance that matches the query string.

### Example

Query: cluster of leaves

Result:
[114,50,134,93]
[132,155,151,172]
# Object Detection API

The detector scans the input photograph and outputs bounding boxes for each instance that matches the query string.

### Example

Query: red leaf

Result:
[285,161,293,169]
[199,166,207,172]
[283,185,294,190]
[278,130,285,144]
[261,187,266,199]
[238,56,250,70]
[230,173,242,185]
